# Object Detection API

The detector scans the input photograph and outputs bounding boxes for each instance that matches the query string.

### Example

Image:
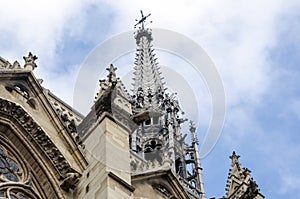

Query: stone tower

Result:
[73,63,134,198]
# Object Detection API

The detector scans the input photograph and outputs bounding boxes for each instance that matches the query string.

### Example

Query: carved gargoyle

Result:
[60,172,81,191]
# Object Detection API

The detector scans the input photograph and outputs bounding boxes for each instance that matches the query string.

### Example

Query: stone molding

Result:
[0,98,80,190]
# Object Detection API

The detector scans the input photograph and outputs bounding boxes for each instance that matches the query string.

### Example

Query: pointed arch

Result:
[0,98,78,198]
[0,135,43,198]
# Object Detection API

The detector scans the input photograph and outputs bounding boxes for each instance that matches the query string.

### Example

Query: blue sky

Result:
[1,1,300,198]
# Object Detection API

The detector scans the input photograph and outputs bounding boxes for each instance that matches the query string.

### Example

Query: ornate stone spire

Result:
[225,151,264,199]
[129,11,205,199]
[131,11,164,111]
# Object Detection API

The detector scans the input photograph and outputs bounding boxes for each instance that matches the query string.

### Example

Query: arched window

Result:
[0,146,23,182]
[0,137,41,199]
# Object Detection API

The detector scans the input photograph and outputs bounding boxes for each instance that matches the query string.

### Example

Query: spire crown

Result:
[230,151,241,167]
[134,10,152,29]
[132,13,164,111]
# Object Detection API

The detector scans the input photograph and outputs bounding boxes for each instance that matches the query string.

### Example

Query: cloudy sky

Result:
[1,0,300,198]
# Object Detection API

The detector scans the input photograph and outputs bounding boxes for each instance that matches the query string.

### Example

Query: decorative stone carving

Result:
[12,61,21,69]
[60,172,81,191]
[47,96,84,149]
[4,61,12,69]
[23,52,38,70]
[226,151,264,199]
[0,98,80,185]
[0,60,22,70]
[95,64,122,102]
[130,148,173,175]
[106,64,118,84]
[0,183,42,199]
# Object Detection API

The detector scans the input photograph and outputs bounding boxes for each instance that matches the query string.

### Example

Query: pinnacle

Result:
[230,151,241,165]
[132,28,164,110]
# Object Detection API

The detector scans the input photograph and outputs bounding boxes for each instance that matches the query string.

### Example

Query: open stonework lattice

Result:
[0,136,41,199]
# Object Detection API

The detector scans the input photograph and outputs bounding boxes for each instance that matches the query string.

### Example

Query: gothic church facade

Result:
[0,14,264,199]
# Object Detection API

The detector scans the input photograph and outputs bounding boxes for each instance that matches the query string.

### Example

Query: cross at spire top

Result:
[134,10,151,29]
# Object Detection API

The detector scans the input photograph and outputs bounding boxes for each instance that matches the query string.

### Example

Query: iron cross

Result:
[134,10,151,29]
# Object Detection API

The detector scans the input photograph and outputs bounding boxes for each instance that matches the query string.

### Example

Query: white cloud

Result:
[0,0,109,105]
[0,1,77,59]
[98,0,287,109]
[0,0,296,110]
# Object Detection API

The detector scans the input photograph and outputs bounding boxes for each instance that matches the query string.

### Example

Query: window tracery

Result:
[0,137,41,199]
[0,146,22,182]
[0,185,40,199]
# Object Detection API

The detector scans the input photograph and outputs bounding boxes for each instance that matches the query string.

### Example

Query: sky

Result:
[1,0,300,198]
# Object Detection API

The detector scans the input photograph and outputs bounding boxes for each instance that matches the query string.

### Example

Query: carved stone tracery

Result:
[0,98,80,187]
[0,143,25,183]
[0,136,42,199]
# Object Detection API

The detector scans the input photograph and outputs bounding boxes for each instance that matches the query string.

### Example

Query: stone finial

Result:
[230,151,240,166]
[4,61,12,69]
[0,60,21,70]
[13,61,21,69]
[37,79,44,84]
[189,120,196,133]
[23,52,38,70]
[95,64,120,102]
[106,64,117,84]
[189,120,199,144]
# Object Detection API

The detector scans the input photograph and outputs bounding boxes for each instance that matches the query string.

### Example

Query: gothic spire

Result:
[225,151,264,199]
[130,11,206,199]
[132,11,164,110]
